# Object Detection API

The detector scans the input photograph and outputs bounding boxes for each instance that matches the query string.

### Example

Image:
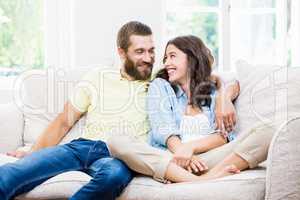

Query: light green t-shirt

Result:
[70,67,150,142]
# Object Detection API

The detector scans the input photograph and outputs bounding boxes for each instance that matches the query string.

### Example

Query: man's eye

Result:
[163,57,167,63]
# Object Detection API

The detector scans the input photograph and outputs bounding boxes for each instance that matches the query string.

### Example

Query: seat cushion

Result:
[17,171,92,200]
[0,156,266,200]
[14,169,266,200]
[120,167,266,200]
[0,154,18,165]
[0,154,266,200]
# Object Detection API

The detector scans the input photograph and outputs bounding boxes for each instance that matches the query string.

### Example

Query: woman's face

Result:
[164,44,188,84]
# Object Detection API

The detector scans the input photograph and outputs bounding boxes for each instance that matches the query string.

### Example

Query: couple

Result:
[0,21,271,200]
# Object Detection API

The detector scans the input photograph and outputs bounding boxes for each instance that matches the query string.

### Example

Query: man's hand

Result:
[172,143,195,168]
[6,150,30,158]
[215,95,237,133]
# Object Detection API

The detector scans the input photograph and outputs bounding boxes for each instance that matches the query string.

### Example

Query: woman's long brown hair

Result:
[156,35,218,109]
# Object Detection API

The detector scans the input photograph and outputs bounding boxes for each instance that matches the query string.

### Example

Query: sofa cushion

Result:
[0,153,266,200]
[0,103,24,153]
[16,171,92,200]
[15,169,266,200]
[235,62,300,135]
[120,168,266,200]
[19,68,91,149]
[0,154,18,165]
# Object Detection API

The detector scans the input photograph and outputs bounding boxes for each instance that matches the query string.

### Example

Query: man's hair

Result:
[117,21,152,52]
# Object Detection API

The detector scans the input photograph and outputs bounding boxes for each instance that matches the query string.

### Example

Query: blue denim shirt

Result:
[146,78,236,150]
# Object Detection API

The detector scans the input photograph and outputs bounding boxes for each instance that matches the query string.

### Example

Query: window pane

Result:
[167,0,219,8]
[230,13,276,65]
[166,12,219,66]
[231,0,275,8]
[0,0,44,70]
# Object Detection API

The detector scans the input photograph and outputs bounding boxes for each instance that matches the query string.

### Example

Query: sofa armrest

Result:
[0,103,24,153]
[265,117,300,200]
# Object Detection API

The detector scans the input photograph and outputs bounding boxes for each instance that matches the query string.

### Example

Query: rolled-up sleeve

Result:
[69,71,96,113]
[147,78,180,147]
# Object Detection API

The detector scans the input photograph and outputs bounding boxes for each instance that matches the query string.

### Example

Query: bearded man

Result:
[0,21,154,200]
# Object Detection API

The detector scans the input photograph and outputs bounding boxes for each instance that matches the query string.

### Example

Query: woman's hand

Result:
[187,156,208,174]
[172,143,195,168]
[172,143,208,174]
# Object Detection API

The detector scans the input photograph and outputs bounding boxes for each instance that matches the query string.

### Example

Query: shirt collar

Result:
[175,85,186,98]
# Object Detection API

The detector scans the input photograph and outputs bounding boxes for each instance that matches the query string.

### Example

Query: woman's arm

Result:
[185,134,227,154]
[166,135,182,153]
[147,78,181,148]
[147,79,200,168]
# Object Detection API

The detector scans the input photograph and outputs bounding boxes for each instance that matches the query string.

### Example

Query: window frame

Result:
[44,0,75,69]
[164,0,291,69]
[291,0,300,67]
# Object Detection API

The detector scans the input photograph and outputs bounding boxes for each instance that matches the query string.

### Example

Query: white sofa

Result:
[0,63,299,200]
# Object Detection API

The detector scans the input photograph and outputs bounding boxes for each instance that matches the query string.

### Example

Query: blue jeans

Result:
[0,138,133,200]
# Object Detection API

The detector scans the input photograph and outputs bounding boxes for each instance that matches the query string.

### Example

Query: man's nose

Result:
[143,52,153,63]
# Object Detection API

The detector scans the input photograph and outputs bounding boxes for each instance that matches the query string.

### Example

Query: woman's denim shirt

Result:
[146,78,236,150]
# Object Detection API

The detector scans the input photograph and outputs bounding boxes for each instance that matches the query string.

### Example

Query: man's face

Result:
[123,35,155,80]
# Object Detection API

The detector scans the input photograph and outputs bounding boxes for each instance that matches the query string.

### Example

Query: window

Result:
[165,0,299,69]
[288,0,300,67]
[230,0,279,66]
[165,0,220,66]
[0,0,44,75]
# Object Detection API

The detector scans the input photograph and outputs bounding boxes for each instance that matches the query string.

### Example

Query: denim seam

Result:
[84,142,99,169]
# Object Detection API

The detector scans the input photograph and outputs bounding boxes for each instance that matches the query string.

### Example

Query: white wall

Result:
[0,77,15,104]
[0,1,164,104]
[45,0,164,69]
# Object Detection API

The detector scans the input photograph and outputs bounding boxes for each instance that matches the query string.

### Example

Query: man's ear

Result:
[118,47,126,60]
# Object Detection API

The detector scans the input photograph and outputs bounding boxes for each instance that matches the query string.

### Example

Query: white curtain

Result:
[230,0,277,65]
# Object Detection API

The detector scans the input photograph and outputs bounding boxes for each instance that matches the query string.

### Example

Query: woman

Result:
[108,35,271,183]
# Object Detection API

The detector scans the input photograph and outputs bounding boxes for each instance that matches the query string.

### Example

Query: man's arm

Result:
[7,101,84,158]
[31,102,84,152]
[215,79,240,133]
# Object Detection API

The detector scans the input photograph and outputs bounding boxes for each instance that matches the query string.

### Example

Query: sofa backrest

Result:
[234,61,300,136]
[17,64,300,149]
[18,68,91,148]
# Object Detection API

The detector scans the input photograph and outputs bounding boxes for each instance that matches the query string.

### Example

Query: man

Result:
[0,21,155,200]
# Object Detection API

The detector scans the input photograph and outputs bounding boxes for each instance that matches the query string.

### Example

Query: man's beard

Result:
[124,56,153,80]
